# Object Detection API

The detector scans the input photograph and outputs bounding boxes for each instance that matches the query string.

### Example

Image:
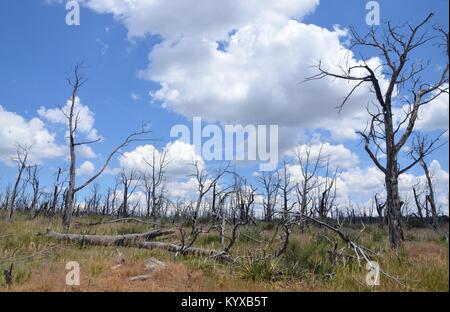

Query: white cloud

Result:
[287,142,360,169]
[282,159,449,214]
[393,85,449,135]
[118,140,204,178]
[77,144,97,159]
[0,105,65,164]
[38,96,101,141]
[76,0,386,143]
[415,87,449,132]
[341,167,385,200]
[165,177,200,199]
[80,0,319,40]
[77,160,95,176]
[145,21,384,141]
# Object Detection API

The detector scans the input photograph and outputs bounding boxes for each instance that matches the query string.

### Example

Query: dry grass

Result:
[0,213,448,292]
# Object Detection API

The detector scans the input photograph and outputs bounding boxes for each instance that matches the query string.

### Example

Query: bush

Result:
[283,238,330,278]
[239,252,281,281]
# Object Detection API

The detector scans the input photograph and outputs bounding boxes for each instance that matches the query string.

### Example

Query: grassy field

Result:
[0,213,448,292]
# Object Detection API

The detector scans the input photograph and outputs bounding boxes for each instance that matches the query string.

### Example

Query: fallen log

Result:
[75,218,163,228]
[46,230,234,262]
[46,229,175,247]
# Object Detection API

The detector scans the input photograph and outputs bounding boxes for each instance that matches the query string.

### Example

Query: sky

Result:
[0,0,448,214]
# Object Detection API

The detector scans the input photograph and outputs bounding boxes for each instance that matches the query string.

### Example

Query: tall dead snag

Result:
[27,165,42,219]
[62,64,151,229]
[410,134,445,232]
[7,146,30,222]
[314,159,339,222]
[141,148,170,219]
[276,162,296,256]
[257,171,280,222]
[421,160,438,232]
[221,173,256,254]
[306,14,449,250]
[295,144,323,232]
[191,161,229,219]
[412,185,427,225]
[118,169,140,218]
[49,167,65,216]
[374,193,386,227]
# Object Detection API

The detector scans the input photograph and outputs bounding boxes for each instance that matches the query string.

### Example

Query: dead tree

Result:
[118,170,140,218]
[295,144,324,231]
[191,161,229,219]
[411,134,444,232]
[48,167,65,216]
[276,162,296,256]
[315,160,338,221]
[222,174,256,254]
[141,148,170,219]
[7,146,30,222]
[61,63,151,228]
[27,165,42,219]
[306,14,449,250]
[374,193,386,227]
[85,183,102,215]
[257,171,280,222]
[280,161,295,221]
[412,185,427,225]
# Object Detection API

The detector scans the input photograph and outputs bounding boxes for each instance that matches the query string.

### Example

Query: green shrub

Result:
[239,252,281,281]
[283,238,330,278]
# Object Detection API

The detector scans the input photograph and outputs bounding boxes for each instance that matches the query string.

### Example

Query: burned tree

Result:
[27,165,42,219]
[7,146,30,222]
[374,193,387,227]
[257,171,280,222]
[61,64,151,228]
[118,169,140,218]
[48,167,65,216]
[314,160,339,221]
[307,14,449,249]
[295,144,324,231]
[141,148,170,219]
[191,161,229,219]
[410,134,445,232]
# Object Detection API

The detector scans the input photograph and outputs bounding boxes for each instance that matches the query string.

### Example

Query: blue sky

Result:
[0,0,448,211]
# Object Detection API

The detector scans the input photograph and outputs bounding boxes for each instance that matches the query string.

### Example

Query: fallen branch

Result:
[45,229,174,246]
[45,230,234,262]
[75,218,163,228]
[305,216,408,288]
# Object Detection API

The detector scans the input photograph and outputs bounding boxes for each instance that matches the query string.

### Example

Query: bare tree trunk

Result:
[61,64,151,229]
[421,159,439,232]
[385,170,404,249]
[7,147,29,222]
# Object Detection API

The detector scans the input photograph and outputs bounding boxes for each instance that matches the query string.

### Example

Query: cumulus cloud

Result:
[146,22,384,141]
[72,0,388,143]
[415,87,449,132]
[79,0,319,39]
[287,142,360,169]
[38,96,101,142]
[0,105,65,164]
[279,158,449,214]
[118,141,204,178]
[393,85,449,134]
[77,160,95,176]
